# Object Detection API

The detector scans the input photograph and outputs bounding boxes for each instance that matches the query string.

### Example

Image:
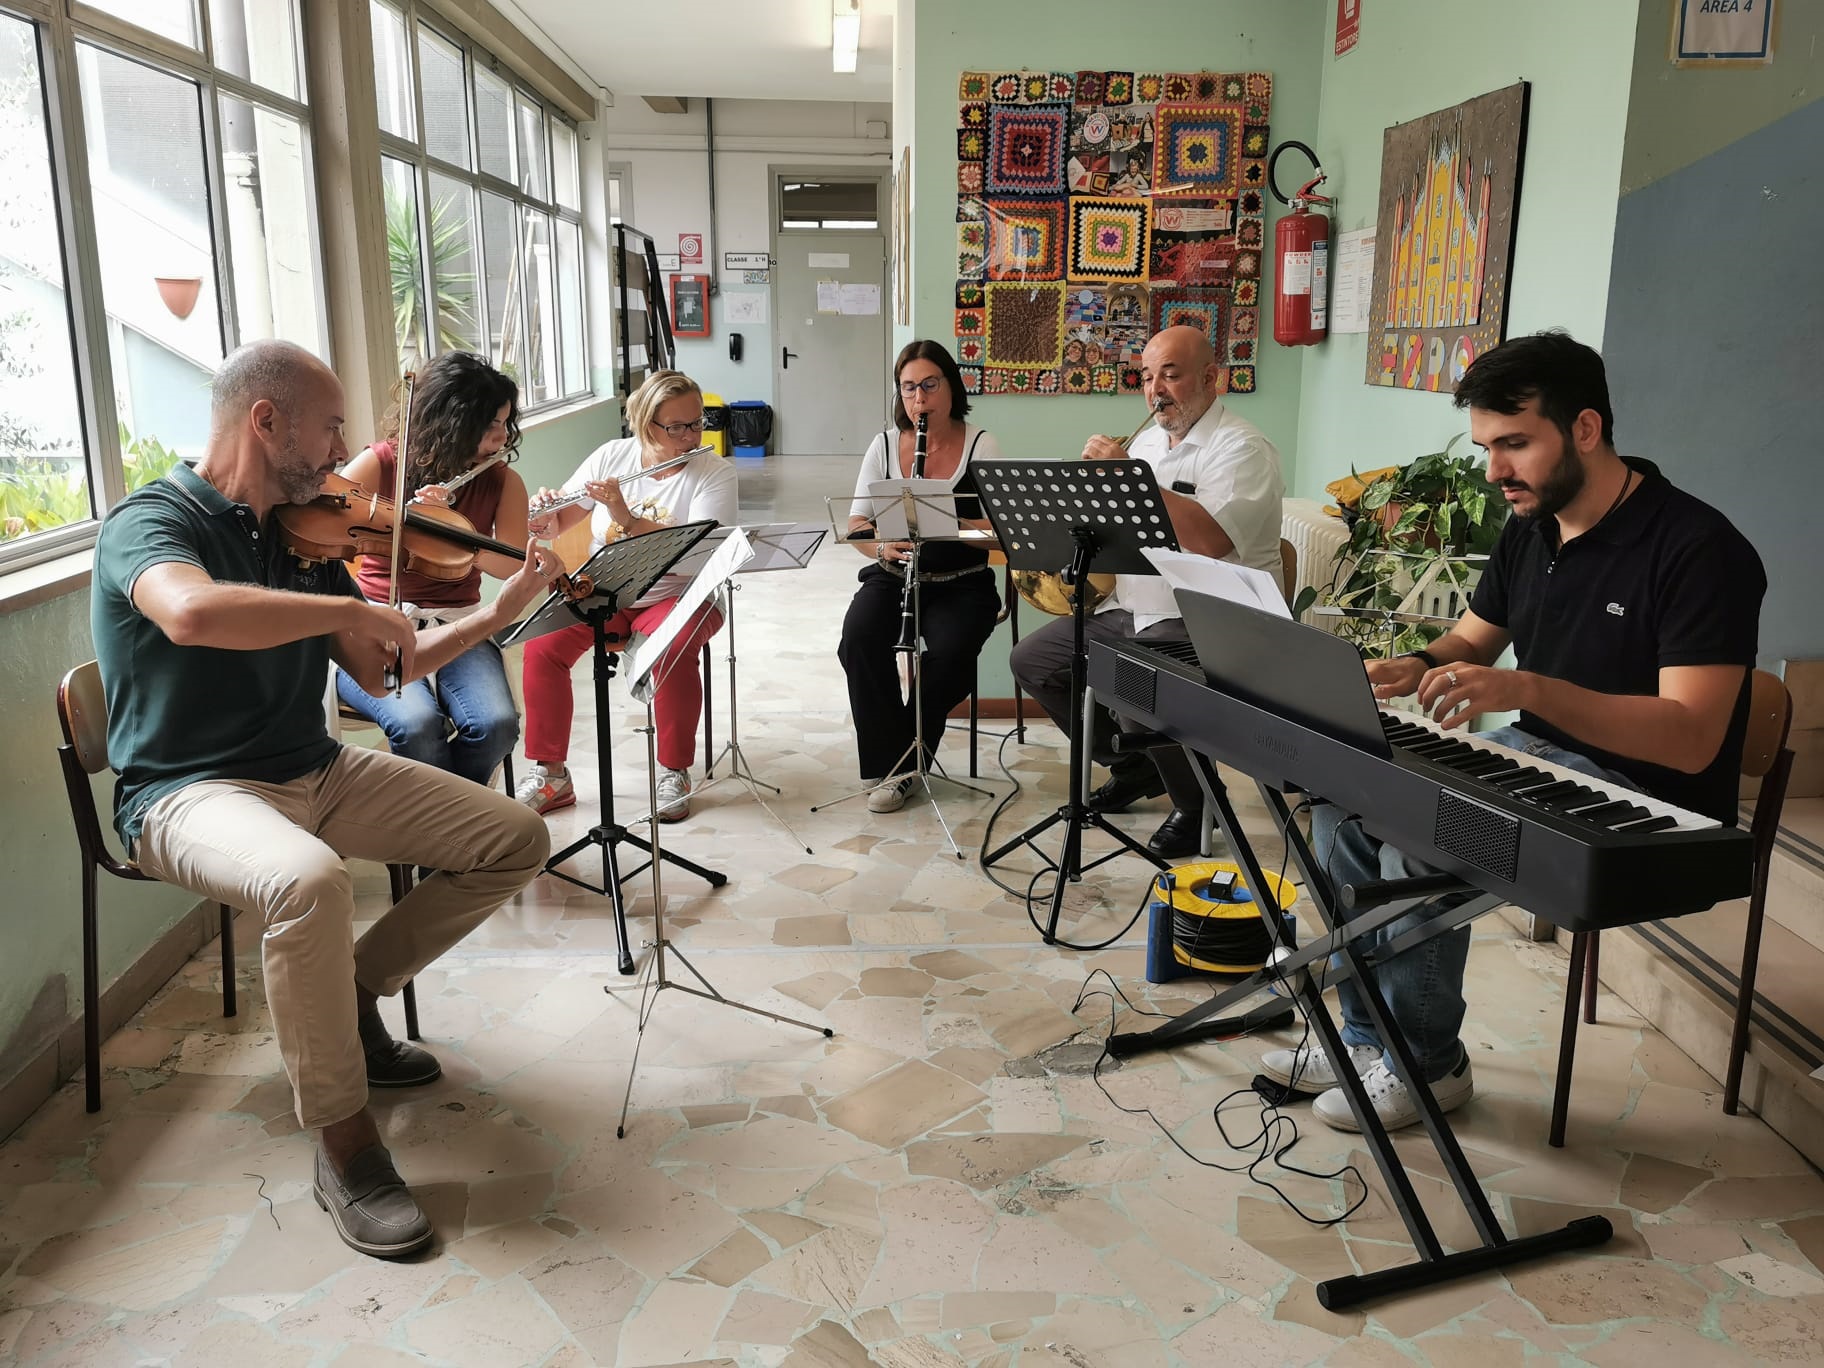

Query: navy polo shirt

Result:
[91,463,359,844]
[1468,458,1765,824]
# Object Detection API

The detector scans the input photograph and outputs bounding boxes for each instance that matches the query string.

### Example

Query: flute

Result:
[528,444,714,517]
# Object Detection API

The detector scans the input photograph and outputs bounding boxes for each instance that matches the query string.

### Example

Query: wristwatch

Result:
[1401,649,1441,669]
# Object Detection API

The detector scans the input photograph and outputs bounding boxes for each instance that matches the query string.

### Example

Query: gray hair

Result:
[210,339,327,433]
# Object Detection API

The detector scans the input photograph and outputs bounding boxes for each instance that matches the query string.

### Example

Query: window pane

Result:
[473,66,513,183]
[0,17,91,547]
[382,157,426,369]
[417,25,469,169]
[370,2,415,142]
[219,96,321,349]
[514,92,547,200]
[80,1,199,48]
[555,218,585,396]
[478,190,521,380]
[520,210,555,404]
[79,44,221,471]
[552,120,579,211]
[780,179,877,229]
[207,0,299,101]
[425,172,482,353]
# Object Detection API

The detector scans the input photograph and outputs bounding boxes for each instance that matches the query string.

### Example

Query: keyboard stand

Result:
[1126,748,1613,1311]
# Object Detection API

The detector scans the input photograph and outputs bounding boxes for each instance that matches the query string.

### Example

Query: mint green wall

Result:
[0,590,196,1094]
[907,0,1324,694]
[1291,0,1641,498]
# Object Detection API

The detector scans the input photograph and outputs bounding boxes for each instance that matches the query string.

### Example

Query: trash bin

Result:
[700,391,729,458]
[727,400,773,458]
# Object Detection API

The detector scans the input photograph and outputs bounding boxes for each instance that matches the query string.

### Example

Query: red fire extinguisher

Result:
[1269,141,1332,347]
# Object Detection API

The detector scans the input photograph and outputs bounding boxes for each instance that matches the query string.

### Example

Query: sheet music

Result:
[1144,548,1291,620]
[867,479,958,541]
[627,527,754,698]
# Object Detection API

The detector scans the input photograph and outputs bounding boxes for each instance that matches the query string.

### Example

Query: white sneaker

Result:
[1313,1052,1474,1133]
[866,774,916,813]
[515,763,574,815]
[655,767,692,823]
[1260,1040,1382,1093]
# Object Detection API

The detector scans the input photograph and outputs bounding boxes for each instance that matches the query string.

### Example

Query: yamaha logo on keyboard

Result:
[1253,729,1299,763]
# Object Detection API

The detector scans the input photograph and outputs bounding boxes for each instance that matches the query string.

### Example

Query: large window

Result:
[375,3,588,410]
[0,0,324,568]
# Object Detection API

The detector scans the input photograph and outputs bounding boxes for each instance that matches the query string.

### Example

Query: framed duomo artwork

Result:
[1365,82,1529,394]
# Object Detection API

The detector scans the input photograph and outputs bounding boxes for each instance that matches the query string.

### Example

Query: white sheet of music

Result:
[626,526,754,700]
[1146,548,1291,619]
[867,480,958,541]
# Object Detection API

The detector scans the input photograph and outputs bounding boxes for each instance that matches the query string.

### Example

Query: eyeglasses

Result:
[898,377,944,395]
[654,417,706,437]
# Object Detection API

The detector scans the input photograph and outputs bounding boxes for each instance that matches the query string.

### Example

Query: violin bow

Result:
[383,370,416,694]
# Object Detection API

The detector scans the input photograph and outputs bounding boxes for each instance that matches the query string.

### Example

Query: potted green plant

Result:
[1294,435,1508,656]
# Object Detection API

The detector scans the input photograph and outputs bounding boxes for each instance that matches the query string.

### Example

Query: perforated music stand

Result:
[691,523,828,853]
[973,458,1178,942]
[498,520,721,975]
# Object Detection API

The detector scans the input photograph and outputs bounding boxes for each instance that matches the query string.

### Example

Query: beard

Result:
[1501,435,1584,520]
[274,428,325,505]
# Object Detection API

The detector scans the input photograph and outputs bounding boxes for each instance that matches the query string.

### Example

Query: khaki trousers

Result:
[136,745,551,1129]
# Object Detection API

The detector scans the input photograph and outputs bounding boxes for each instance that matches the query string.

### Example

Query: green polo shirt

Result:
[91,463,358,844]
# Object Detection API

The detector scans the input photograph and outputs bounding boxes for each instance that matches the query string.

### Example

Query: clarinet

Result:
[894,414,929,653]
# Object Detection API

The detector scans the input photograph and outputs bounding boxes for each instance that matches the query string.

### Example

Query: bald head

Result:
[1139,326,1221,440]
[210,339,335,436]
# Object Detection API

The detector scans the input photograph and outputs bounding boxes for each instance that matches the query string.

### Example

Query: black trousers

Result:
[839,566,1000,780]
[1008,609,1203,813]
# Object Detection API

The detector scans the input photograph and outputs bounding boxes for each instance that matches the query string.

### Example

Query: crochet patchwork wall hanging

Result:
[955,67,1273,397]
[1365,81,1529,394]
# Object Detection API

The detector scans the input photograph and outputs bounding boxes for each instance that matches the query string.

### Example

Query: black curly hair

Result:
[384,351,521,496]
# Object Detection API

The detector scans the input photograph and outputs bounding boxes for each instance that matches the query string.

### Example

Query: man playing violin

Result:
[90,340,562,1259]
[1010,325,1285,858]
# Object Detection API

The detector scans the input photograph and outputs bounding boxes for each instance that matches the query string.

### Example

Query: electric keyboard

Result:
[1090,637,1752,930]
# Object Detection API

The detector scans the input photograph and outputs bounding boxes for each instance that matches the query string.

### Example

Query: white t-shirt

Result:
[561,437,739,605]
[1099,399,1285,630]
[849,422,1004,510]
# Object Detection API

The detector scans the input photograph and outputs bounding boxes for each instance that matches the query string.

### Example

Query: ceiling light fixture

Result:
[832,0,860,74]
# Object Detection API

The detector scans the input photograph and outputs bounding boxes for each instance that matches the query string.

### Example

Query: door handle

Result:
[782,347,799,369]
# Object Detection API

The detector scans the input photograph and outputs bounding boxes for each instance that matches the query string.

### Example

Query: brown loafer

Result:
[313,1144,432,1258]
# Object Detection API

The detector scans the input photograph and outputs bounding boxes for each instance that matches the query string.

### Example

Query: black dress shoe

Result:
[359,1004,442,1088]
[1086,762,1168,814]
[1147,808,1204,861]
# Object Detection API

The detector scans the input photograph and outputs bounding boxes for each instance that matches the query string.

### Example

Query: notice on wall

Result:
[679,233,703,264]
[1336,0,1361,56]
[816,280,842,313]
[1330,227,1376,334]
[838,283,880,316]
[741,270,770,284]
[1673,0,1775,64]
[655,253,680,272]
[724,292,767,325]
[808,252,850,268]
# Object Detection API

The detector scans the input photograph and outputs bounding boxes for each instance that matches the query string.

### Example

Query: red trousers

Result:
[521,597,723,771]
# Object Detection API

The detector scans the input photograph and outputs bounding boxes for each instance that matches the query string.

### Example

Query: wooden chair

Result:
[59,660,418,1114]
[1549,668,1795,1145]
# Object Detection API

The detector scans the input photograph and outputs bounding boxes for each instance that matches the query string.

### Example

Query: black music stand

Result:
[973,458,1177,941]
[499,520,722,976]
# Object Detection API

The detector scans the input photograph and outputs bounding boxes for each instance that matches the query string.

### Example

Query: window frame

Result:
[0,0,327,574]
[376,1,590,415]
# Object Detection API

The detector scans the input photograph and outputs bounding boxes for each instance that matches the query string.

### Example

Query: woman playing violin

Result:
[335,351,529,788]
[519,370,736,822]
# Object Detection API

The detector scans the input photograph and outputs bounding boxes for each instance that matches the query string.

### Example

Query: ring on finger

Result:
[1446,670,1460,688]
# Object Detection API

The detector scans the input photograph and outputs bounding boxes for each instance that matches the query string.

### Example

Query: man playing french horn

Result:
[1010,326,1285,858]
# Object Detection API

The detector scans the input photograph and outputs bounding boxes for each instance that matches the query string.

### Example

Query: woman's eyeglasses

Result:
[654,417,707,437]
[897,377,944,395]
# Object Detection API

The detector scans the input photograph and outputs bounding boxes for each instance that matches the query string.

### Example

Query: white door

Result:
[774,230,887,456]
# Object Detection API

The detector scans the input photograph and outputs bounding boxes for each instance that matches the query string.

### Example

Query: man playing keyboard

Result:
[1263,331,1766,1132]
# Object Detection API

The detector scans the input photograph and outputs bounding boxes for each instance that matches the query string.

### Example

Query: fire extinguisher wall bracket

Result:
[1268,139,1332,348]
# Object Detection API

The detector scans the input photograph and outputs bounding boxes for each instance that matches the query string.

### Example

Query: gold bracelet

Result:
[451,620,471,651]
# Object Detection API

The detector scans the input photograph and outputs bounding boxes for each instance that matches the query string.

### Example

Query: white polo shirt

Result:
[1099,398,1285,630]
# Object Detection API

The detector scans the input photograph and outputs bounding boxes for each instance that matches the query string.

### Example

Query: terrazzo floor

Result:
[4,456,1824,1366]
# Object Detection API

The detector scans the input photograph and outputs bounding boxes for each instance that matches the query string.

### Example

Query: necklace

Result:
[1548,465,1634,574]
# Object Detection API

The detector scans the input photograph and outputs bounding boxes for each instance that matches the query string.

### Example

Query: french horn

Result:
[1012,403,1160,616]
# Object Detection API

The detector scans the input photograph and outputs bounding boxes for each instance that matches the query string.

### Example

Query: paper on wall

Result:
[816,280,842,313]
[723,292,767,324]
[1331,228,1376,334]
[809,252,850,267]
[838,283,880,316]
[1142,548,1291,619]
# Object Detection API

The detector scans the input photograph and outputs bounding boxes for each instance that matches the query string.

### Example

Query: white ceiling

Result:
[506,0,898,103]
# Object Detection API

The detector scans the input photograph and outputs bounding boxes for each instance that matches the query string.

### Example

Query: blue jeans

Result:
[337,640,519,788]
[1311,725,1637,1083]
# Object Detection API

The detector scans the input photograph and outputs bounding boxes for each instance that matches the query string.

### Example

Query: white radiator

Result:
[1280,498,1352,627]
